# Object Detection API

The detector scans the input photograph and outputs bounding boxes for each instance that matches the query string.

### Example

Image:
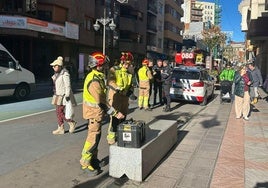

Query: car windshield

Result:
[172,70,200,80]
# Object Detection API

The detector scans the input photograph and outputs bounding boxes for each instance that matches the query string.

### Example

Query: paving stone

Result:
[198,143,221,152]
[196,150,219,159]
[201,138,222,146]
[169,150,194,160]
[154,165,184,179]
[179,138,201,146]
[245,169,268,188]
[141,175,177,188]
[245,142,268,162]
[178,172,210,188]
[245,126,266,137]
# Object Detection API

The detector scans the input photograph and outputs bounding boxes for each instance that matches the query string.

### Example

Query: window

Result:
[173,70,200,80]
[38,10,52,21]
[158,20,163,32]
[26,0,37,14]
[0,50,15,68]
[84,18,92,31]
[158,2,164,15]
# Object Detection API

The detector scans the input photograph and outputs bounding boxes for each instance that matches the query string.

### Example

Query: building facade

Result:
[239,0,268,77]
[0,0,95,81]
[163,0,184,59]
[0,0,184,81]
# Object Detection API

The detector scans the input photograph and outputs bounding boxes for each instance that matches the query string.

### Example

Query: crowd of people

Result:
[49,51,265,177]
[49,52,174,176]
[219,61,263,121]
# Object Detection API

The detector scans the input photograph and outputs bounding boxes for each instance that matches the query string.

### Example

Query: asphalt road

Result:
[0,86,216,187]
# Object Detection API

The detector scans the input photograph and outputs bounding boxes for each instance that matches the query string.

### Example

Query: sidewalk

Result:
[139,95,268,188]
[211,98,268,188]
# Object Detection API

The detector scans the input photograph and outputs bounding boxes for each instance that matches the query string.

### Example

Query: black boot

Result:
[91,158,106,169]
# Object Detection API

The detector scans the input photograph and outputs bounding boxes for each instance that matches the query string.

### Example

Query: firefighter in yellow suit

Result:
[138,58,153,110]
[80,52,125,176]
[106,52,134,145]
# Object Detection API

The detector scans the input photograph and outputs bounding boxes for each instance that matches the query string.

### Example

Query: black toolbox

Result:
[117,119,146,148]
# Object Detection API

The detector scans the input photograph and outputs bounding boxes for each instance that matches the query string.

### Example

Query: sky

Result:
[206,0,245,42]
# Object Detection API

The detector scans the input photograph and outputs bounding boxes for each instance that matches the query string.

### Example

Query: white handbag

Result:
[65,100,74,119]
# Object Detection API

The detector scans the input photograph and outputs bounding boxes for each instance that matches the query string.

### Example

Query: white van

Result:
[0,43,35,100]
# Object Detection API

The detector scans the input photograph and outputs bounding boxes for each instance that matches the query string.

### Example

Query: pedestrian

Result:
[219,62,235,82]
[50,56,77,135]
[137,58,153,111]
[152,59,163,106]
[80,52,125,176]
[234,65,251,121]
[161,60,172,112]
[247,62,263,104]
[219,62,236,97]
[106,52,134,145]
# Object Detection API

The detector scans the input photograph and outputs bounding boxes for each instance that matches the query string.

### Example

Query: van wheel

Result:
[200,93,208,106]
[14,84,30,100]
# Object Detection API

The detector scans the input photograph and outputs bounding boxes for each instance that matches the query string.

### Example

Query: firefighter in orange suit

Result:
[106,52,134,145]
[80,52,125,176]
[138,58,153,111]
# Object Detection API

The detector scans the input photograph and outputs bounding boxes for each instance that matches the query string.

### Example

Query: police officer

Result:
[106,52,134,145]
[148,59,154,107]
[138,58,153,111]
[161,60,172,112]
[80,52,124,176]
[152,59,163,106]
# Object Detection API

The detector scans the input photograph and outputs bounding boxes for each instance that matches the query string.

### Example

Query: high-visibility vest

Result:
[83,69,106,104]
[114,67,132,90]
[138,66,149,81]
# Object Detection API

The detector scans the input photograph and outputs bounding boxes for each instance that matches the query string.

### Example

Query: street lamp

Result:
[93,9,116,55]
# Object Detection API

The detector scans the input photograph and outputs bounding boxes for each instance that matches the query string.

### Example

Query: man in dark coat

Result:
[161,60,172,112]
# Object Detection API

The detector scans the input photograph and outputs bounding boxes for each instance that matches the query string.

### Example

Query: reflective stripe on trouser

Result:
[80,118,101,168]
[107,115,125,143]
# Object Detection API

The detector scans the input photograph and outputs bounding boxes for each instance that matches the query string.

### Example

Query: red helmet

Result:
[142,59,149,65]
[120,52,133,63]
[88,52,106,68]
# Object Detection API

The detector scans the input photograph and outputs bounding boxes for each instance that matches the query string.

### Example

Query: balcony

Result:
[148,3,157,15]
[119,17,136,31]
[248,16,268,41]
[147,24,157,33]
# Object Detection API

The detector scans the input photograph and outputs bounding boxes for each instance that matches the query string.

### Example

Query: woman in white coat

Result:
[50,56,77,135]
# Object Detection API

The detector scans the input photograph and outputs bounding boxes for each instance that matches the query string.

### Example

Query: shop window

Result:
[38,10,52,22]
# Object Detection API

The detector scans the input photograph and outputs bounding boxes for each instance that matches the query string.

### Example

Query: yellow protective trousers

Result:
[80,118,101,168]
[138,84,150,108]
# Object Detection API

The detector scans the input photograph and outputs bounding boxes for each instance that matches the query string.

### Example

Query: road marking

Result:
[0,102,82,123]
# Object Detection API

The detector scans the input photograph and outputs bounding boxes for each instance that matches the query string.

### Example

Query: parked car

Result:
[0,43,35,100]
[170,66,214,105]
